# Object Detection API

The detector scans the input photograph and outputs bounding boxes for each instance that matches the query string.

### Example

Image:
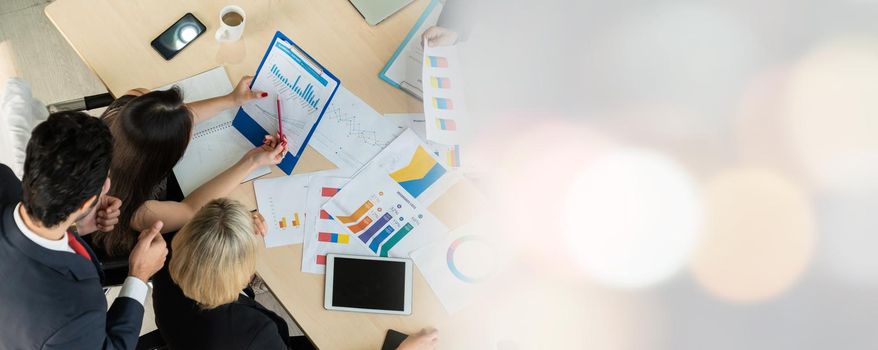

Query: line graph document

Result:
[310,86,405,176]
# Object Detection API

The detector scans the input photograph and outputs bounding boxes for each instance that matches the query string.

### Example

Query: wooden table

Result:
[44,1,482,348]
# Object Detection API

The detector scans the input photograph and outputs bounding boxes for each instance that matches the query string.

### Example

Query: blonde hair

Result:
[169,198,260,309]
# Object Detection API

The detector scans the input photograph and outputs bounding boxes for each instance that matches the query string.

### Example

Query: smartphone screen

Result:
[381,330,408,350]
[151,13,206,60]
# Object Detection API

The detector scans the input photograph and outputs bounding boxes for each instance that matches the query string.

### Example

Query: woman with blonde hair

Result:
[152,198,438,350]
[152,198,301,349]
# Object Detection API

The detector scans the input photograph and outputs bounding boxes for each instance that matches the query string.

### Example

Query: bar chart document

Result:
[233,31,340,174]
[301,176,373,274]
[254,174,311,247]
[322,130,451,258]
[422,42,467,146]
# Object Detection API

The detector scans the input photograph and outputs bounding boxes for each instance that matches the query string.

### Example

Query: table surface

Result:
[44,1,481,349]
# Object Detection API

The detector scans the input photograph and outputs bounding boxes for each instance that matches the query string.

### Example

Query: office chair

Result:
[45,92,114,114]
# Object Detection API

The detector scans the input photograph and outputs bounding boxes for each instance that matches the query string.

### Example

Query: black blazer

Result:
[0,165,144,350]
[152,263,290,350]
[0,164,21,205]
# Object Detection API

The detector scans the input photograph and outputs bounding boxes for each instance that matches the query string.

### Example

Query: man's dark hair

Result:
[21,112,114,228]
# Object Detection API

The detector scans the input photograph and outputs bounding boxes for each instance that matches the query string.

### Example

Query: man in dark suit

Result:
[0,112,168,350]
[0,164,21,205]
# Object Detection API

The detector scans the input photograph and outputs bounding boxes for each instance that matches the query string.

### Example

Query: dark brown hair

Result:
[21,112,113,227]
[91,87,192,256]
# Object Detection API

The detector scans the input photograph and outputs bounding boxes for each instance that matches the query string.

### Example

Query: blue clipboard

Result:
[233,31,340,175]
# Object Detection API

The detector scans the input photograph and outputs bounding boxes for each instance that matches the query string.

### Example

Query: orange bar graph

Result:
[348,216,373,233]
[336,200,374,224]
[278,217,287,229]
[292,213,301,227]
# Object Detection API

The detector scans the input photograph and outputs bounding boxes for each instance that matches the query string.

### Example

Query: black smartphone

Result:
[150,13,206,60]
[382,329,408,350]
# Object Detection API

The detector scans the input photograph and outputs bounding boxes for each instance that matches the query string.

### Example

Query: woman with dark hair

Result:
[91,77,286,257]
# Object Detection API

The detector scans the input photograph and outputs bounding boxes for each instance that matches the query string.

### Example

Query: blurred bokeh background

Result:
[455,0,878,348]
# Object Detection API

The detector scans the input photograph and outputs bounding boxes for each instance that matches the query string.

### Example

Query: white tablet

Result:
[324,254,413,315]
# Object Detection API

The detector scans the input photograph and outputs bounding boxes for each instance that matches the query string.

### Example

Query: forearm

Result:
[186,94,238,125]
[182,156,257,210]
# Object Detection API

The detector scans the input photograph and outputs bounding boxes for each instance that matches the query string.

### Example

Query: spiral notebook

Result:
[167,66,271,196]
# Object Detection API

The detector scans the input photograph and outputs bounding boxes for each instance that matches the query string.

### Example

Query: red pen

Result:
[276,96,287,146]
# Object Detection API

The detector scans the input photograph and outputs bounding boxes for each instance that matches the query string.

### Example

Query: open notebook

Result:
[166,66,271,196]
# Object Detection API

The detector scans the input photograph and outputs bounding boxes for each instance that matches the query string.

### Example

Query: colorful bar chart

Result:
[336,200,374,224]
[318,232,350,244]
[430,76,451,89]
[359,213,393,243]
[432,97,453,110]
[278,217,287,229]
[379,223,414,257]
[369,225,396,252]
[321,187,340,197]
[390,146,447,198]
[446,145,461,167]
[427,56,449,68]
[270,64,320,109]
[348,216,373,233]
[319,209,333,220]
[436,118,457,131]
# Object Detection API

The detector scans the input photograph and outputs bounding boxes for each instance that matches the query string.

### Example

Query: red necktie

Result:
[67,232,92,261]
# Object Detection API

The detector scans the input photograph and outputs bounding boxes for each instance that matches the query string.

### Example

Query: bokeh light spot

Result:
[692,169,815,303]
[562,148,701,288]
[782,38,878,194]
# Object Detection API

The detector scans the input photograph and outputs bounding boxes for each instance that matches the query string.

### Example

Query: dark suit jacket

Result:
[152,262,290,350]
[0,164,21,205]
[0,165,144,350]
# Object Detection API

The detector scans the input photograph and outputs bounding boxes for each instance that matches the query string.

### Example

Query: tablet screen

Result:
[331,257,407,311]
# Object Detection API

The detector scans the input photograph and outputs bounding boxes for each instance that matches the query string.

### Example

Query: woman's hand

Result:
[231,76,268,106]
[242,134,287,168]
[252,211,267,237]
[421,26,458,47]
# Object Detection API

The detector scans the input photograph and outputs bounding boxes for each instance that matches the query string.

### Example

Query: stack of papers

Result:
[251,37,487,314]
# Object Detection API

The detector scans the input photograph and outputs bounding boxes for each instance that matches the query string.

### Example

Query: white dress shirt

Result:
[13,203,149,306]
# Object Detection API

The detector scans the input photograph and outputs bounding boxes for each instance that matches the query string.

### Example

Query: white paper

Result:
[385,113,461,169]
[309,86,405,175]
[410,221,497,314]
[254,174,311,247]
[422,42,468,146]
[385,113,428,140]
[301,176,373,274]
[168,67,271,196]
[322,130,451,258]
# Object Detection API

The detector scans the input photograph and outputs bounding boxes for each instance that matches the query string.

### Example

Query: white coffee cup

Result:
[215,6,246,42]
